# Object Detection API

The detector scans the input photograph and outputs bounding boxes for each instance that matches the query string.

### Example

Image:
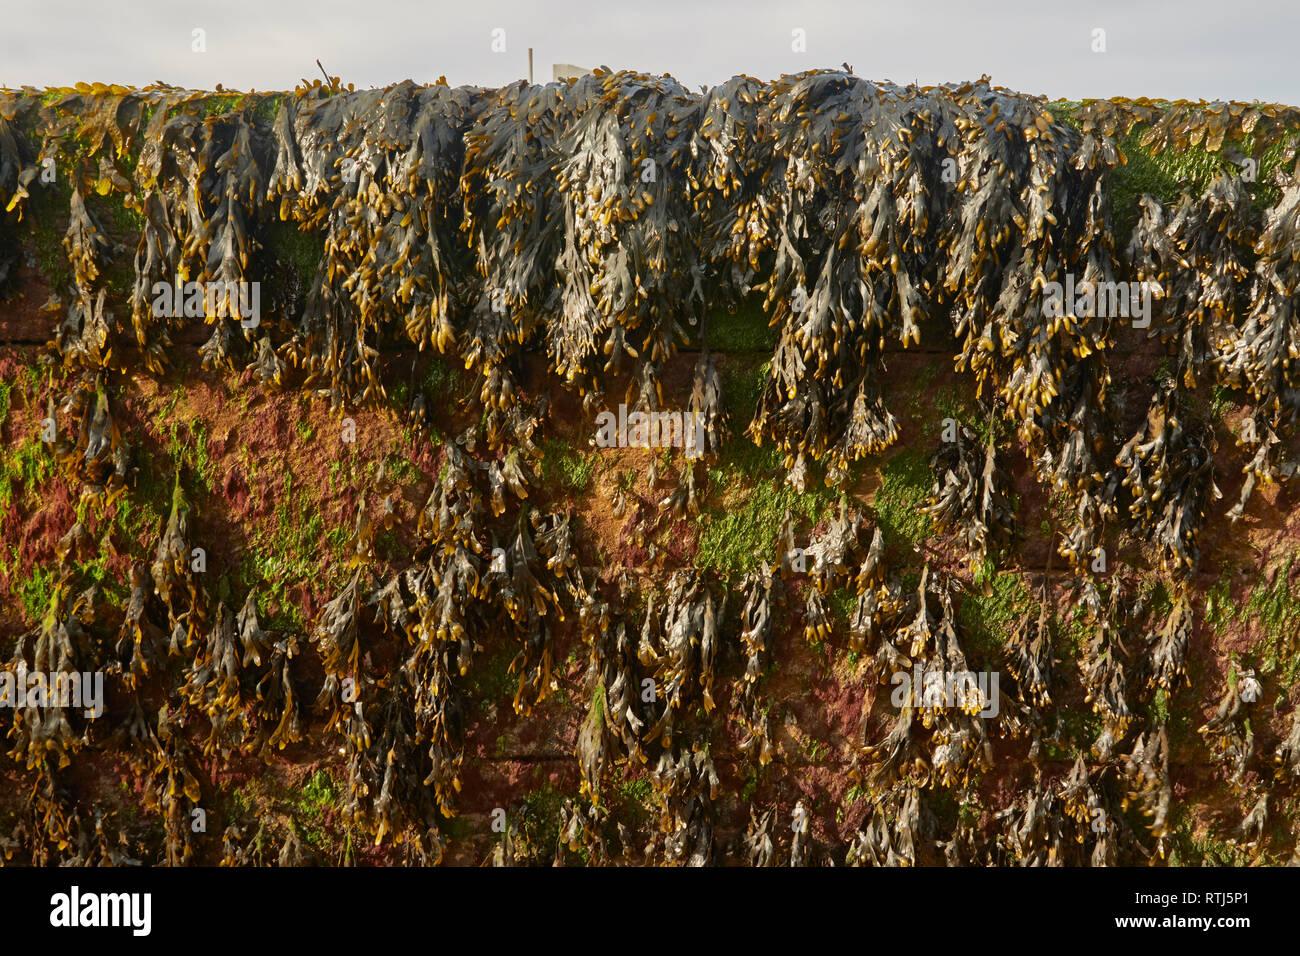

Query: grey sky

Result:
[2,0,1296,104]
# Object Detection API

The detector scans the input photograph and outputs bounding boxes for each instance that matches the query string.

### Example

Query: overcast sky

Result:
[2,1,1297,104]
